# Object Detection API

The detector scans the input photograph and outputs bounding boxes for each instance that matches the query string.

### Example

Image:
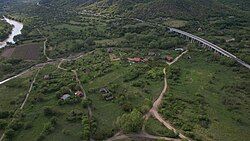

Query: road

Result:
[167,50,188,65]
[0,68,41,141]
[107,132,181,141]
[37,29,52,61]
[169,28,250,69]
[143,67,190,141]
[20,68,41,109]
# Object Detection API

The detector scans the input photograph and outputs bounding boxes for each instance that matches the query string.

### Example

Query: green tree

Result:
[116,109,143,133]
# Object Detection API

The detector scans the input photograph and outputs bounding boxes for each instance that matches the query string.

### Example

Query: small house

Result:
[165,55,174,62]
[61,94,70,100]
[148,52,156,56]
[226,38,235,43]
[43,75,50,80]
[100,87,110,94]
[75,91,84,97]
[107,48,113,53]
[174,48,184,52]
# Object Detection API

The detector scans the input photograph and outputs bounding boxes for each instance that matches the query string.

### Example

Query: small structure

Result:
[107,48,113,53]
[61,94,70,100]
[226,38,235,43]
[99,87,113,101]
[148,52,156,56]
[43,75,50,80]
[165,55,174,62]
[100,87,110,94]
[127,57,143,63]
[75,91,84,97]
[174,48,184,51]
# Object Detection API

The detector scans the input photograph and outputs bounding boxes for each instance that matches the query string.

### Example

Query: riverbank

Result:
[0,18,12,42]
[0,16,23,48]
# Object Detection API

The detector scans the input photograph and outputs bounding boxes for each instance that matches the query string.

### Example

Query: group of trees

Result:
[37,117,57,141]
[0,19,12,41]
[81,114,90,140]
[115,109,143,133]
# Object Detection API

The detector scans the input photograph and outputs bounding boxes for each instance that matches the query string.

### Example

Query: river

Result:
[0,16,24,48]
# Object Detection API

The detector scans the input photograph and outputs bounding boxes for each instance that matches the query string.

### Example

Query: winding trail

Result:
[57,59,68,71]
[37,29,52,61]
[107,132,180,141]
[20,68,42,109]
[167,50,188,65]
[72,70,92,118]
[0,67,42,141]
[143,52,190,141]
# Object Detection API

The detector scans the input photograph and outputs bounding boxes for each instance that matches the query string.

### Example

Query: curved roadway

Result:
[169,28,250,69]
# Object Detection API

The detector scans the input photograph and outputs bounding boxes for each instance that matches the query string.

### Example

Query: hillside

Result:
[83,0,246,20]
[0,0,249,141]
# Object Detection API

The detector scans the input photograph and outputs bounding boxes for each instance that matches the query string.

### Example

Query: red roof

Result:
[75,91,84,97]
[166,55,173,62]
[128,57,143,62]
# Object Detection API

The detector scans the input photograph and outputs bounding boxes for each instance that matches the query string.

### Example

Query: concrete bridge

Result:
[169,28,250,69]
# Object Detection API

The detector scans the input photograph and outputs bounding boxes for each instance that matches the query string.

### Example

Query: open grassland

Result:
[160,46,250,141]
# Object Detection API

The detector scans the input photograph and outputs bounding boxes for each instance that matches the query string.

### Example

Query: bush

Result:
[43,107,58,117]
[0,120,7,129]
[81,98,92,108]
[5,128,15,139]
[82,114,90,140]
[0,111,11,119]
[116,109,143,133]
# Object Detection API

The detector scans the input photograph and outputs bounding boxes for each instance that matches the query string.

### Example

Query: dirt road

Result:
[0,68,42,141]
[107,132,181,141]
[167,50,188,65]
[37,29,52,61]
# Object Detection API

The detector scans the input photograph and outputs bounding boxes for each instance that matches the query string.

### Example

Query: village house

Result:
[175,48,184,52]
[99,87,114,101]
[107,48,113,53]
[43,75,50,80]
[165,55,174,62]
[75,91,84,97]
[61,94,70,100]
[100,87,110,94]
[148,52,156,56]
[226,38,235,43]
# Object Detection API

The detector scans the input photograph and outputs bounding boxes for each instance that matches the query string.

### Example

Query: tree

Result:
[116,109,143,133]
[5,128,15,139]
[43,106,57,117]
[82,114,90,140]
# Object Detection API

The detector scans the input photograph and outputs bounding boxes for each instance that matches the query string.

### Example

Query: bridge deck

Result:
[169,28,250,69]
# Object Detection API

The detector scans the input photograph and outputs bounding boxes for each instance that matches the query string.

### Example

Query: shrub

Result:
[43,107,58,117]
[116,109,143,133]
[82,114,90,140]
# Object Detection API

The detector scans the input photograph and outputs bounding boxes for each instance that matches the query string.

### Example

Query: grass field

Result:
[0,70,34,136]
[160,46,250,141]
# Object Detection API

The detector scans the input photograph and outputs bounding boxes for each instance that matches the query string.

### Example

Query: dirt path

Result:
[0,68,42,141]
[57,59,68,71]
[72,70,92,117]
[37,29,52,61]
[142,52,191,141]
[167,50,188,65]
[20,68,41,109]
[107,132,181,141]
[0,50,94,86]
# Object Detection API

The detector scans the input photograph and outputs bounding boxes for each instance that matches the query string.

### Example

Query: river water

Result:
[0,16,24,48]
